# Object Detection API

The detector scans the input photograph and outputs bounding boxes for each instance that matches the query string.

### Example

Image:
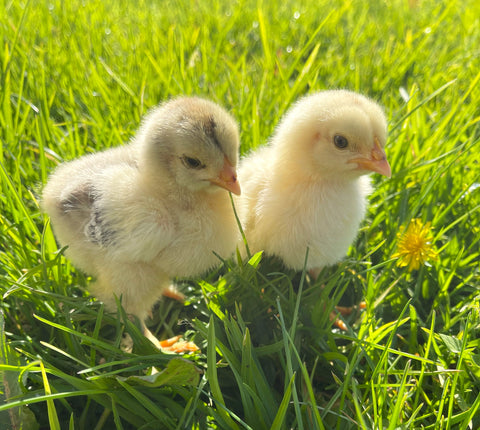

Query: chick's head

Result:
[274,90,391,180]
[139,97,241,195]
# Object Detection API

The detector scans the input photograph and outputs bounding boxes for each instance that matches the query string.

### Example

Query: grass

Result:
[1,0,479,428]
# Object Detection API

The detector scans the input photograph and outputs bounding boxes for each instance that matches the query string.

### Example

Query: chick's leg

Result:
[91,262,168,322]
[91,263,197,353]
[309,267,360,331]
[162,284,186,301]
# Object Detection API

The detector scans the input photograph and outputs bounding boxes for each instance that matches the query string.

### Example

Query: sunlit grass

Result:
[1,0,479,428]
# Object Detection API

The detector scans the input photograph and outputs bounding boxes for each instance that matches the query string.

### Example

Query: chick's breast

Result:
[245,173,371,270]
[154,190,239,277]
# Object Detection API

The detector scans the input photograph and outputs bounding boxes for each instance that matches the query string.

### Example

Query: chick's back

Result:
[42,144,141,273]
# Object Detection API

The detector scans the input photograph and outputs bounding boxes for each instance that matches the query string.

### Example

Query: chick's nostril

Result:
[372,147,387,161]
[372,137,387,161]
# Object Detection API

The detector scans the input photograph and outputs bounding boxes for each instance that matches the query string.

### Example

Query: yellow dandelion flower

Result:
[392,218,438,271]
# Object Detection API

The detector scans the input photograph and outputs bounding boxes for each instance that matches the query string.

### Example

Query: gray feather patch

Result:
[84,205,116,246]
[59,185,115,246]
[59,185,95,213]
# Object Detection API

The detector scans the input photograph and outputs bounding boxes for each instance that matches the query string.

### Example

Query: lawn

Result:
[1,0,479,428]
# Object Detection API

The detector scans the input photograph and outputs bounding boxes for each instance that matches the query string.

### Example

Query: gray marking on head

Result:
[204,116,222,150]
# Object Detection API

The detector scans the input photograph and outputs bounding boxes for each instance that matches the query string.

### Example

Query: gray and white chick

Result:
[43,97,241,342]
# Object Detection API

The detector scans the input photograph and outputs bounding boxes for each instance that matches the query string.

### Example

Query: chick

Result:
[237,89,391,292]
[43,97,241,344]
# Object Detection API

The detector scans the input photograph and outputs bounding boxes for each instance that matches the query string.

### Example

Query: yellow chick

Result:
[43,97,241,343]
[237,90,391,276]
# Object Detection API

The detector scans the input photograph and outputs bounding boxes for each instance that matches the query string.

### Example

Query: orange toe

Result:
[159,335,199,353]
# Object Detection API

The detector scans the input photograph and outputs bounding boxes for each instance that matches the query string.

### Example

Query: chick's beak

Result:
[349,137,392,178]
[210,156,241,195]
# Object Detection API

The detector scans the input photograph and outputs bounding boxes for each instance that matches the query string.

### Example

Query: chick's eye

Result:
[181,155,205,169]
[334,134,349,149]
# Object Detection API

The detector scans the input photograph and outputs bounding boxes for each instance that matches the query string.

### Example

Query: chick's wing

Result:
[70,163,175,264]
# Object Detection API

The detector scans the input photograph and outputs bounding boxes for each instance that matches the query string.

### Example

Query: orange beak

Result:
[349,137,391,178]
[210,156,241,195]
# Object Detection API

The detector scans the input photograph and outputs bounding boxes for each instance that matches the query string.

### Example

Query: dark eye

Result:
[181,155,205,169]
[334,134,349,149]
